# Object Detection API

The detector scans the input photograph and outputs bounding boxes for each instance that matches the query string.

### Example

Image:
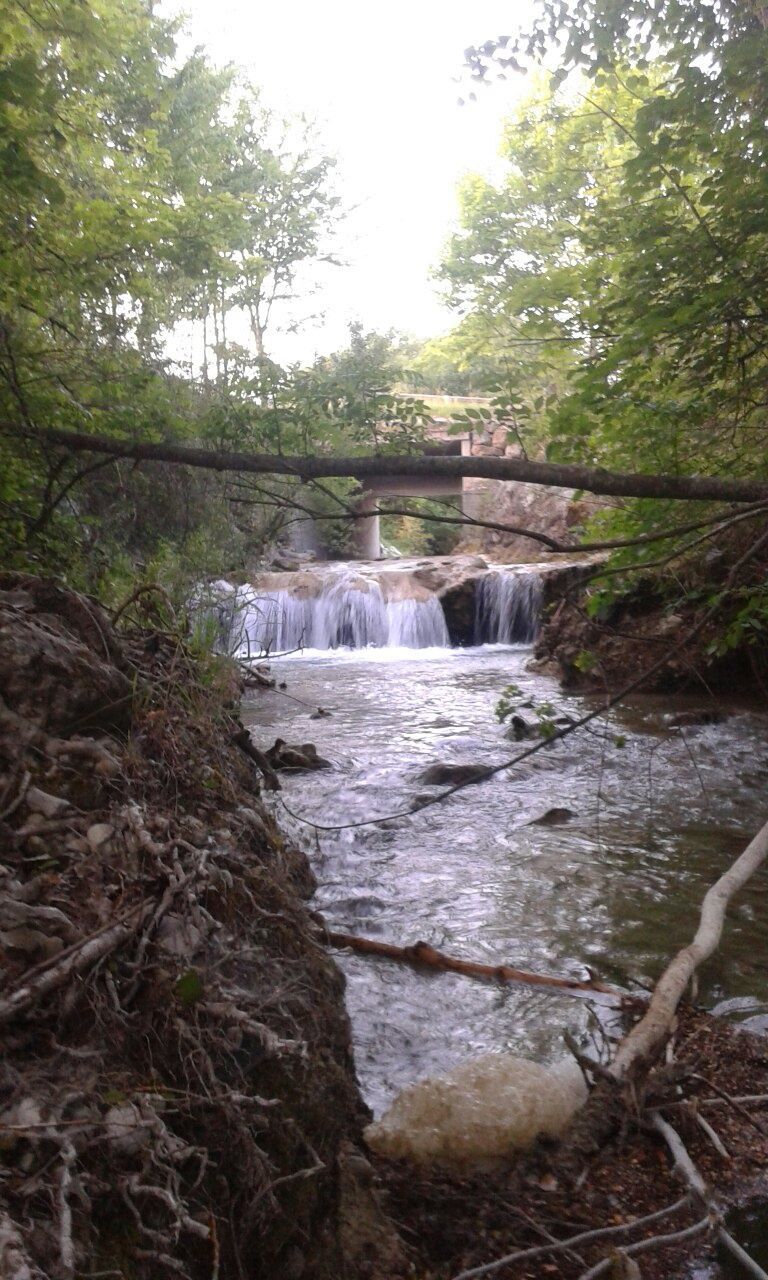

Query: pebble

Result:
[86,823,114,851]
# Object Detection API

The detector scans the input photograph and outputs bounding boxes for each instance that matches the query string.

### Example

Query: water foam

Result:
[232,573,448,653]
[206,563,542,654]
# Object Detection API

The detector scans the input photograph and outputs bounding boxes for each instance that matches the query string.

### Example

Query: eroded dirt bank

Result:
[532,536,768,702]
[0,574,404,1280]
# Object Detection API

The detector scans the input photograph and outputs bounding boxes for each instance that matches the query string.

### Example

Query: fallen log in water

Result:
[324,930,623,1000]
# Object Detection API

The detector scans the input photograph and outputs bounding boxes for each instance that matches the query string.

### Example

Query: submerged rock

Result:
[417,762,494,787]
[528,807,577,826]
[668,709,726,728]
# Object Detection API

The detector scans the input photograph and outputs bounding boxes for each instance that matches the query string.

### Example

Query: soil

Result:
[532,548,768,703]
[0,572,405,1280]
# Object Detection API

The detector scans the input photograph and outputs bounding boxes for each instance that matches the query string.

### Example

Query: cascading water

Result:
[223,572,449,653]
[203,561,542,654]
[474,570,542,644]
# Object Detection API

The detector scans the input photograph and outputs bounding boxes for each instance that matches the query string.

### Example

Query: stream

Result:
[243,633,768,1119]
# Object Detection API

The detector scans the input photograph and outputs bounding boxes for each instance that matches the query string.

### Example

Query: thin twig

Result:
[576,1218,712,1280]
[449,1196,691,1279]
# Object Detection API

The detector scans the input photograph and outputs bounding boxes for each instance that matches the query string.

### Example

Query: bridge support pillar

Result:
[353,491,380,559]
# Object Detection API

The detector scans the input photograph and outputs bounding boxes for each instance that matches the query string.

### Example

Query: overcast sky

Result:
[165,0,534,363]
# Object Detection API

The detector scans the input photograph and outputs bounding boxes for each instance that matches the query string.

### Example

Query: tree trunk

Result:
[13,427,768,505]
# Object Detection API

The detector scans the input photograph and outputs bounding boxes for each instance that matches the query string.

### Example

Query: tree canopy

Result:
[3,0,768,600]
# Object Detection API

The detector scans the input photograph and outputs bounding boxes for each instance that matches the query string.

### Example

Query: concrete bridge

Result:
[290,398,516,560]
[350,434,471,558]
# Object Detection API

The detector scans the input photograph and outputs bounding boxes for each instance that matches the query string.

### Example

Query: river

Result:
[243,636,768,1119]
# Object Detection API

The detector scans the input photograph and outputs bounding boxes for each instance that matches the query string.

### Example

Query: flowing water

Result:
[240,565,768,1127]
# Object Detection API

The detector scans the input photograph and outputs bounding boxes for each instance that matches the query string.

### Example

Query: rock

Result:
[417,763,493,787]
[505,715,535,741]
[0,575,132,733]
[528,807,577,826]
[269,555,303,572]
[736,1014,768,1036]
[439,579,478,646]
[265,739,332,770]
[156,913,203,957]
[25,787,69,819]
[104,1102,153,1155]
[0,927,64,958]
[668,709,725,728]
[86,822,114,851]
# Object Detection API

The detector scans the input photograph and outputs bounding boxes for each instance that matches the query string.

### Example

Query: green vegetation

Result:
[0,2,434,585]
[3,0,768,619]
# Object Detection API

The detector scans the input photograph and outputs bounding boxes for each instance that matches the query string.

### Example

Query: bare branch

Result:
[449,1196,692,1280]
[10,423,768,504]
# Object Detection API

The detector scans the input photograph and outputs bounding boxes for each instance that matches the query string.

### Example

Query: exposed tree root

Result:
[0,573,402,1280]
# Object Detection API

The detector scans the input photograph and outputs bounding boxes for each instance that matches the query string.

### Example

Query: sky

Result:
[165,0,535,364]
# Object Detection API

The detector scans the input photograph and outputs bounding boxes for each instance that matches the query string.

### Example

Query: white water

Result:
[228,581,451,652]
[245,645,768,1117]
[475,569,543,644]
[203,562,542,654]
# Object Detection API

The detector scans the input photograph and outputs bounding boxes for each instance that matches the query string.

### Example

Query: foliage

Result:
[438,2,768,651]
[381,497,463,557]
[458,5,768,482]
[0,0,344,581]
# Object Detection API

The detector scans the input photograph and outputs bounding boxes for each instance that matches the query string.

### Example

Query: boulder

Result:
[527,807,577,826]
[504,715,536,741]
[265,738,332,770]
[417,762,494,787]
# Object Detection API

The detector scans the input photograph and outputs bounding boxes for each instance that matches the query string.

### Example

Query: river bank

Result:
[532,529,768,702]
[244,627,768,1277]
[0,573,405,1280]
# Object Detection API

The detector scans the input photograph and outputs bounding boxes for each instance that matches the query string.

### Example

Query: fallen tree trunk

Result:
[325,931,622,999]
[15,423,768,504]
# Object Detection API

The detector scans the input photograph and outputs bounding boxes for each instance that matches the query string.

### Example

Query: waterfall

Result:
[474,570,542,645]
[227,575,448,654]
[387,597,449,648]
[203,562,542,655]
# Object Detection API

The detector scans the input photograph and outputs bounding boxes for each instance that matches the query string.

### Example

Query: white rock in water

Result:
[364,1053,588,1168]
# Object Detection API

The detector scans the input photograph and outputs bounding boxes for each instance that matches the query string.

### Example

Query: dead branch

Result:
[18,423,768,503]
[0,901,154,1026]
[325,930,622,1000]
[689,1075,768,1138]
[231,727,281,791]
[0,1213,39,1280]
[651,1112,768,1280]
[575,1218,711,1280]
[449,1195,693,1279]
[611,817,768,1082]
